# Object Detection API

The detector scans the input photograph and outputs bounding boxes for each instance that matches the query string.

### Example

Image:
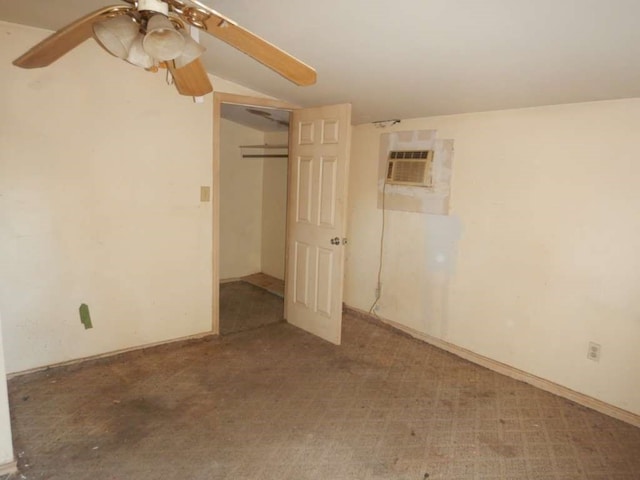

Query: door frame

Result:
[212,92,298,334]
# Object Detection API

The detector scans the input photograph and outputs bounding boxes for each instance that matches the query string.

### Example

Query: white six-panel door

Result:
[285,104,352,344]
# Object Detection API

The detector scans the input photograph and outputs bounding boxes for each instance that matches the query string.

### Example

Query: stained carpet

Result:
[4,305,640,479]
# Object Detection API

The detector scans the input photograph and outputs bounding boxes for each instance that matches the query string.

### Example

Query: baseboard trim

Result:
[344,305,640,428]
[0,459,17,475]
[8,330,217,379]
[220,277,242,284]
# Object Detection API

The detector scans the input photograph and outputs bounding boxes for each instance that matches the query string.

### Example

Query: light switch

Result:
[200,186,211,202]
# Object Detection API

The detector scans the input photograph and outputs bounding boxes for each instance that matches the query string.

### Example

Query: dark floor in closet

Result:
[219,280,284,335]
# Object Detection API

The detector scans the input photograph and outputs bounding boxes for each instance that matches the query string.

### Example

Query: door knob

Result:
[330,237,340,245]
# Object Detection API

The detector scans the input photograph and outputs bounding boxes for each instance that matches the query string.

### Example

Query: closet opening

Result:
[217,101,291,335]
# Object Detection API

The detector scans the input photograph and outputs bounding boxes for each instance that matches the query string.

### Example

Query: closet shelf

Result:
[240,144,288,149]
[239,144,288,159]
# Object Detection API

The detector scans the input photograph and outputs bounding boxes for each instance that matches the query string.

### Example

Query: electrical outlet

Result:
[587,342,601,362]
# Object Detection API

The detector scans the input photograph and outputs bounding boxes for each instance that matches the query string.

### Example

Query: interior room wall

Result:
[345,98,640,416]
[261,131,289,280]
[0,313,15,472]
[0,21,271,373]
[219,119,265,279]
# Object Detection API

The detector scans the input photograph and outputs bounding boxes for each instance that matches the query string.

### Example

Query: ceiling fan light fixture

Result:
[137,0,169,16]
[126,34,155,69]
[173,30,206,69]
[142,14,185,61]
[93,15,140,59]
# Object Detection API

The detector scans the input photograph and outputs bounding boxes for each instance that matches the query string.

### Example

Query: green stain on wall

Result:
[79,303,93,330]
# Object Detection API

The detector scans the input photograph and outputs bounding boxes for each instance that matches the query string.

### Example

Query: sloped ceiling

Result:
[221,104,290,132]
[2,0,640,124]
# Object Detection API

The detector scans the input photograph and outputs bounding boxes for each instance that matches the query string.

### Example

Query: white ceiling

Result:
[3,0,640,124]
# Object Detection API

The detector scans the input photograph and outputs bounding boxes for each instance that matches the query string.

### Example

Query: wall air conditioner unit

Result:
[385,150,434,187]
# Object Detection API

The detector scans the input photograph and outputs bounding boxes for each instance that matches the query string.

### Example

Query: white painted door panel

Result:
[286,104,351,344]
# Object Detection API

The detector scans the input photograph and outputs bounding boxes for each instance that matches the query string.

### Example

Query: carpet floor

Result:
[4,292,639,479]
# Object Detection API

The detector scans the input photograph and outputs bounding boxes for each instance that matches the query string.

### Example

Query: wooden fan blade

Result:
[186,6,316,86]
[168,59,213,97]
[13,6,132,69]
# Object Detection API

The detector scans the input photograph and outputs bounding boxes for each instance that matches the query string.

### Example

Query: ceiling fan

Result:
[12,0,317,97]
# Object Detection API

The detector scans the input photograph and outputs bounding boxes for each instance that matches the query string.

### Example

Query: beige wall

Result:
[219,127,288,281]
[261,131,289,280]
[0,21,268,373]
[345,98,640,416]
[0,314,15,471]
[219,119,265,279]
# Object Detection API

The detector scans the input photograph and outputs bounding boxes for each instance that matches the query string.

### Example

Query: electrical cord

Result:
[369,181,387,315]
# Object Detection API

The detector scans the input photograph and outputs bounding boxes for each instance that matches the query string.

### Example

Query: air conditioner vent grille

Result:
[390,150,430,160]
[386,150,434,187]
[392,161,426,183]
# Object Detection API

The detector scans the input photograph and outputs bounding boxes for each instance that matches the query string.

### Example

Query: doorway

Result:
[213,94,352,343]
[218,103,289,334]
[212,93,296,335]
